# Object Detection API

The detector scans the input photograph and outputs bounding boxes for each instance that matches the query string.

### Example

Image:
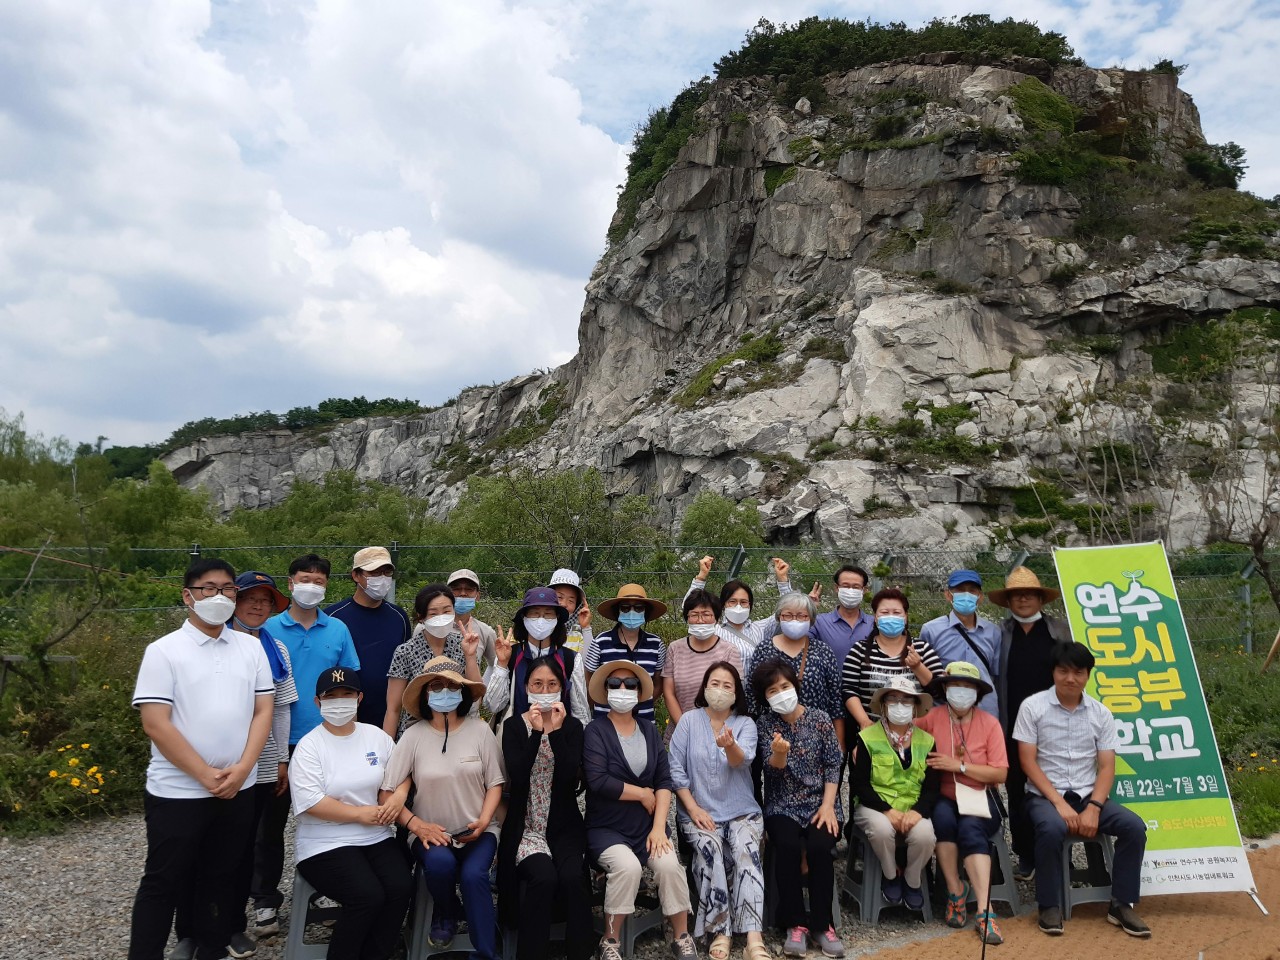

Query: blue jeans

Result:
[416,833,499,960]
[930,793,1001,859]
[1024,792,1146,909]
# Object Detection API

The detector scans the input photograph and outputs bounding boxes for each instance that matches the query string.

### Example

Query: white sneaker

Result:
[252,907,279,935]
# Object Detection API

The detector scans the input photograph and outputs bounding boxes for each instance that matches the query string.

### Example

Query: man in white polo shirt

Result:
[129,559,274,960]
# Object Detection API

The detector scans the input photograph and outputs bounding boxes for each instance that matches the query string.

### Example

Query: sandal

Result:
[744,942,771,960]
[709,934,732,960]
[976,910,1004,945]
[945,881,971,928]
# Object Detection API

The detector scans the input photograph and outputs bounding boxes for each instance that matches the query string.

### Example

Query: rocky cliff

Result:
[164,54,1280,550]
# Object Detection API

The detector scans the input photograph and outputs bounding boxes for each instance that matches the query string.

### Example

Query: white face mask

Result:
[189,592,236,627]
[362,575,393,601]
[767,688,799,715]
[780,619,810,641]
[319,697,359,726]
[524,616,557,642]
[704,687,736,712]
[607,688,639,713]
[688,623,718,641]
[291,582,326,609]
[424,613,455,638]
[1012,611,1043,624]
[946,686,979,712]
[837,587,864,609]
[724,604,751,625]
[885,702,916,726]
[529,692,560,710]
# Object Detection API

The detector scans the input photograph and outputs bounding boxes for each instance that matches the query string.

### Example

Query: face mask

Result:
[767,688,799,715]
[837,587,864,609]
[780,620,810,641]
[319,697,359,726]
[951,593,979,616]
[524,616,556,642]
[362,576,393,601]
[688,623,718,641]
[704,687,736,712]
[724,604,751,625]
[454,597,477,616]
[607,688,639,713]
[424,614,455,638]
[291,582,326,609]
[617,610,647,630]
[877,615,906,638]
[428,688,464,713]
[885,702,916,726]
[1012,611,1043,624]
[529,692,560,710]
[946,687,979,712]
[190,592,236,627]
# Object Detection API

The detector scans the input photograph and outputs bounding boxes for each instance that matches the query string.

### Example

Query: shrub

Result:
[764,165,797,196]
[1006,78,1076,137]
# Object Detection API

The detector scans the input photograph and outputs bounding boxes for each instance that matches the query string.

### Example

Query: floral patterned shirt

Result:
[756,706,843,826]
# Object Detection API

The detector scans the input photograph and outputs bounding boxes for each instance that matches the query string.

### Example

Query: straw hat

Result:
[402,656,486,720]
[868,675,932,717]
[988,566,1061,607]
[587,658,654,705]
[935,660,994,697]
[597,584,667,622]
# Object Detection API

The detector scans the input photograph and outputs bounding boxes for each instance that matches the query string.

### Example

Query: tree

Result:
[678,490,767,548]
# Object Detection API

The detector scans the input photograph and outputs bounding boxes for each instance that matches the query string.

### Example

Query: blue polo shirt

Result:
[325,597,410,729]
[265,608,360,743]
[918,611,1001,718]
[810,608,875,667]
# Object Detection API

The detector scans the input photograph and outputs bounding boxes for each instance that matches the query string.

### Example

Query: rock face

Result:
[164,56,1280,550]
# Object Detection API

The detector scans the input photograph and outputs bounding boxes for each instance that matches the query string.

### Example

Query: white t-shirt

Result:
[290,722,396,863]
[132,620,274,799]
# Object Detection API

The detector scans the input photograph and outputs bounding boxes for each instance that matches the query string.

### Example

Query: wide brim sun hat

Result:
[988,566,1062,607]
[597,583,667,622]
[587,658,654,704]
[402,656,486,720]
[868,674,933,717]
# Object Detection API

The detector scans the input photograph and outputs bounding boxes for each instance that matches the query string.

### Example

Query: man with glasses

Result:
[918,570,1001,718]
[129,560,274,960]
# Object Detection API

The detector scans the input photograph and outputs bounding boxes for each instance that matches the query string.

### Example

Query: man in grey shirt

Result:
[1014,641,1150,939]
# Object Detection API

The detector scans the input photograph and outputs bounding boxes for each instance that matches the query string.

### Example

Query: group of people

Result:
[128,549,1152,960]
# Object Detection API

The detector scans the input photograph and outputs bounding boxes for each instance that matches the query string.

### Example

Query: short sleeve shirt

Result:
[1013,689,1119,797]
[585,627,667,720]
[382,716,506,837]
[290,722,396,862]
[661,637,744,718]
[265,609,360,744]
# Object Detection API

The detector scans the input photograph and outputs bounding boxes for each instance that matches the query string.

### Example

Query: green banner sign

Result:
[1053,542,1258,896]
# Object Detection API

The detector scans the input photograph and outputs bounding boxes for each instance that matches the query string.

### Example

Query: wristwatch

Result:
[1087,799,1105,811]
[959,762,967,775]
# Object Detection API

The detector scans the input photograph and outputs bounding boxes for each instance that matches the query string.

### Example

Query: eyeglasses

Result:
[778,613,810,622]
[883,696,915,706]
[616,603,647,613]
[188,584,239,598]
[606,677,640,690]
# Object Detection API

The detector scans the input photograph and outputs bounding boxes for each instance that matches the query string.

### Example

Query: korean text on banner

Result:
[1053,541,1258,898]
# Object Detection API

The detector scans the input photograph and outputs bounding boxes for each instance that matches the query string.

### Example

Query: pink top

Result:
[916,704,1008,800]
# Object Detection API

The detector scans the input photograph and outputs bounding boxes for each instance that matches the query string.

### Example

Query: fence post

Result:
[390,540,400,566]
[1239,582,1253,653]
[726,545,747,581]
[189,542,201,559]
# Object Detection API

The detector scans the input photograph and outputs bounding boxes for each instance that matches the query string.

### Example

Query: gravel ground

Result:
[0,809,1003,960]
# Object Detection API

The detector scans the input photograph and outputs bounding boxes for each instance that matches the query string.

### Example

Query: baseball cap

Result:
[947,570,983,589]
[315,666,362,697]
[353,546,394,571]
[233,571,288,613]
[448,568,480,588]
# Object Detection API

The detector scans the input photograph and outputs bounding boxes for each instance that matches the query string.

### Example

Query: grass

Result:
[675,332,786,408]
[1006,78,1076,136]
[764,165,796,196]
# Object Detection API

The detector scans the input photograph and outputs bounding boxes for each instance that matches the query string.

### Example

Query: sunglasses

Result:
[427,681,462,692]
[606,677,640,690]
[615,602,648,613]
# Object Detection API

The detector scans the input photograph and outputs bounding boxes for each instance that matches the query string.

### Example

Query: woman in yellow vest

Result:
[850,676,940,912]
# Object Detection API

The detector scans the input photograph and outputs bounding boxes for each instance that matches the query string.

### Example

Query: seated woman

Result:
[497,657,594,960]
[916,662,1008,944]
[753,659,844,959]
[289,668,411,960]
[851,676,940,912]
[383,658,504,960]
[662,589,744,736]
[584,659,697,960]
[668,662,766,960]
[484,586,590,725]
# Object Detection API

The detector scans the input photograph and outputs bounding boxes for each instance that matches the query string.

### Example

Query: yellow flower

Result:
[90,789,99,795]
[71,777,81,787]
[68,758,79,767]
[101,683,110,690]
[12,802,20,812]
[49,770,58,778]
[95,774,104,784]
[80,743,89,749]
[1251,752,1258,758]
[88,766,99,775]
[64,744,72,750]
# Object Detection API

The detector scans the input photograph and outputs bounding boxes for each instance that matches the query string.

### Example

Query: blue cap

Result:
[947,570,984,589]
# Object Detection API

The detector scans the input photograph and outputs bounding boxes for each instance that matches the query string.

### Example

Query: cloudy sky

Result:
[3,0,1278,448]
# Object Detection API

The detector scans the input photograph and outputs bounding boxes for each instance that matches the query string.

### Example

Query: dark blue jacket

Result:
[583,715,671,864]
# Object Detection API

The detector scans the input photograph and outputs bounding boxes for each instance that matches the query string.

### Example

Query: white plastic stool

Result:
[283,870,341,960]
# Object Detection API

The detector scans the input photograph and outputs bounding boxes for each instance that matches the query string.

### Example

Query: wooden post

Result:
[1262,625,1280,673]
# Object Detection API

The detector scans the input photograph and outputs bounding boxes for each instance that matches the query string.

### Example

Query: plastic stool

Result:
[1061,833,1115,919]
[283,870,341,960]
[985,831,1023,915]
[841,821,933,925]
[406,865,478,958]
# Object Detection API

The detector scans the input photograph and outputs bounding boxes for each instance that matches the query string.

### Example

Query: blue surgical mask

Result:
[618,611,647,630]
[951,593,979,616]
[877,615,906,639]
[454,597,477,616]
[428,688,464,713]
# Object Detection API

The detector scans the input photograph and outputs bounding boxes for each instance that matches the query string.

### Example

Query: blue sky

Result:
[2,0,1277,448]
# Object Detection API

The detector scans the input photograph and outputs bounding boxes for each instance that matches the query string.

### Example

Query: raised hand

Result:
[698,555,714,580]
[771,731,790,758]
[772,557,791,583]
[461,625,480,662]
[714,723,736,750]
[577,600,592,631]
[495,626,514,668]
[544,702,567,732]
[808,582,823,604]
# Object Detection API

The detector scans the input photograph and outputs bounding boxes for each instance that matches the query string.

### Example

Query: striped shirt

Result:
[256,632,299,783]
[1013,688,1119,798]
[840,634,943,719]
[661,635,745,718]
[584,626,667,720]
[668,709,760,823]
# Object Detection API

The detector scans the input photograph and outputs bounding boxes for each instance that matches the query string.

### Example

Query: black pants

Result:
[251,749,293,909]
[297,837,412,960]
[765,815,836,932]
[1005,737,1034,862]
[129,789,255,960]
[515,852,595,960]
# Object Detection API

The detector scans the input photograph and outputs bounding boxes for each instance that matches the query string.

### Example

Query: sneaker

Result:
[815,926,845,958]
[251,908,278,935]
[428,915,456,947]
[904,884,924,911]
[226,932,257,958]
[783,926,809,957]
[169,938,197,960]
[976,910,1004,945]
[944,883,970,928]
[1107,901,1151,938]
[1038,906,1064,936]
[670,932,699,959]
[881,876,904,906]
[598,938,624,960]
[1014,856,1036,882]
